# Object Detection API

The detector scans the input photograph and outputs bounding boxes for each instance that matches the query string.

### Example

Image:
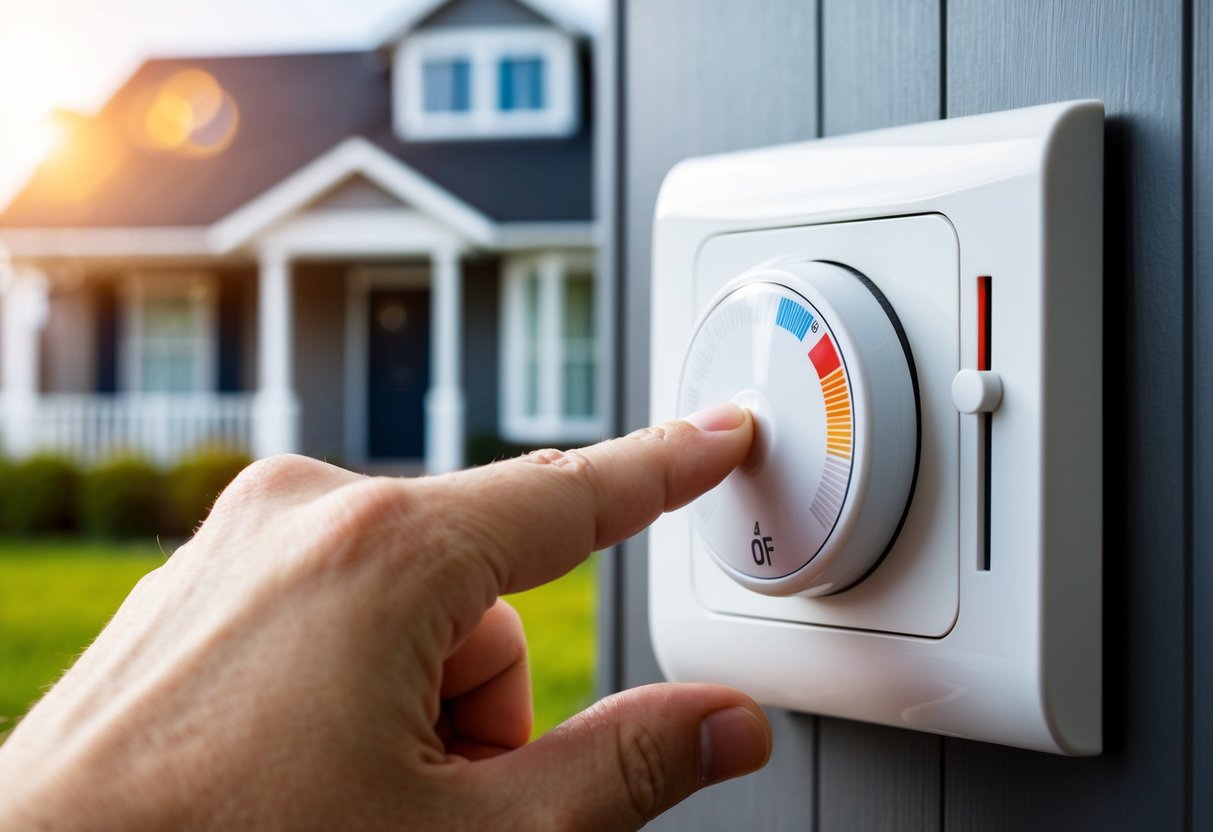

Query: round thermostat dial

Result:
[679,260,919,596]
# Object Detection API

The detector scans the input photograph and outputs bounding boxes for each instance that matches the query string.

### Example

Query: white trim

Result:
[1,267,49,457]
[378,0,599,42]
[426,246,465,472]
[0,227,211,258]
[343,263,431,465]
[494,221,598,249]
[118,271,217,394]
[499,250,602,443]
[259,209,465,257]
[251,248,299,458]
[208,137,497,253]
[0,217,597,259]
[395,26,578,141]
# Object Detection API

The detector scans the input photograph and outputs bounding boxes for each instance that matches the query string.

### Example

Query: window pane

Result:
[143,296,197,339]
[522,271,541,417]
[143,353,195,393]
[423,58,471,113]
[561,272,595,419]
[562,273,593,339]
[562,361,594,419]
[140,295,201,393]
[499,57,545,111]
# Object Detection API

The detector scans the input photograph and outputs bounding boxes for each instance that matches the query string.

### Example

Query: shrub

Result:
[1,454,80,534]
[168,448,251,535]
[80,456,165,539]
[0,457,10,532]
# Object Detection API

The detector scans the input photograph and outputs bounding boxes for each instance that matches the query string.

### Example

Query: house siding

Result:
[612,0,1206,829]
[461,256,501,443]
[41,287,95,394]
[292,262,348,462]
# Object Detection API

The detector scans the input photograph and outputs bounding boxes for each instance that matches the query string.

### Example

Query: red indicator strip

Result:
[977,275,991,371]
[807,335,853,531]
[809,337,851,460]
[809,335,841,376]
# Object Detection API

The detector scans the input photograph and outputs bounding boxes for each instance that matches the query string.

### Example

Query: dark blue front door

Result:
[368,288,429,459]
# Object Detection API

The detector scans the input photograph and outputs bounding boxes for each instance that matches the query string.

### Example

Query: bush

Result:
[80,456,165,539]
[168,448,251,535]
[1,454,80,534]
[0,457,10,532]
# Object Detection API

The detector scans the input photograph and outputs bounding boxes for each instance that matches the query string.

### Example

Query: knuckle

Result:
[306,478,413,554]
[521,447,596,485]
[625,425,671,445]
[615,719,669,822]
[219,454,319,504]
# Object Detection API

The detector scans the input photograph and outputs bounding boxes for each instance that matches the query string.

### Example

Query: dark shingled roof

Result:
[0,49,593,228]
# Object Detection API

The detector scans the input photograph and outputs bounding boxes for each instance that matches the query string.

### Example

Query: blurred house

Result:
[0,0,601,473]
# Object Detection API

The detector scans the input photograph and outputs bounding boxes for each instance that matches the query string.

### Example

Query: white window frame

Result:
[395,26,578,141]
[119,272,217,394]
[500,251,601,444]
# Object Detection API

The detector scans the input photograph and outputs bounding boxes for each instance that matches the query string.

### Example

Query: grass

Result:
[0,539,595,743]
[0,539,167,738]
[505,554,597,738]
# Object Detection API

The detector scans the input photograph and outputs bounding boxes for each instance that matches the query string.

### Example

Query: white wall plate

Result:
[648,101,1104,755]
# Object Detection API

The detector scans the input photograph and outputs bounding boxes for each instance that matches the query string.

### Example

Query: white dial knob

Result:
[679,260,919,596]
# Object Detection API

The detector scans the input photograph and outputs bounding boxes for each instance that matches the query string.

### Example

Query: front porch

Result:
[1,393,257,466]
[0,243,476,472]
[1,137,602,471]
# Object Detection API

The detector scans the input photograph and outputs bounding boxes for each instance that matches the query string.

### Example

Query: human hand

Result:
[0,403,769,831]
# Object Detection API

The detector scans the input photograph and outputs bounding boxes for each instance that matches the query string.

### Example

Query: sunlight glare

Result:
[131,69,240,157]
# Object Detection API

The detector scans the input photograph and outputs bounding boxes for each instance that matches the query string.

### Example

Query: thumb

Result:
[484,683,772,831]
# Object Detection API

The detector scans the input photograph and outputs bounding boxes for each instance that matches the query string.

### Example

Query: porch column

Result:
[253,248,299,458]
[1,268,48,458]
[425,246,465,473]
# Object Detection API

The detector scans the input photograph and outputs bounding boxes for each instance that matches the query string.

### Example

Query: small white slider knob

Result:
[951,368,1003,414]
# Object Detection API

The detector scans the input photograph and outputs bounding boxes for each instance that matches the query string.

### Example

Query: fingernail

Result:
[685,402,746,432]
[698,707,771,786]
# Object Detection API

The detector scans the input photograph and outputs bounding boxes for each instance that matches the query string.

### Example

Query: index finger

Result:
[421,402,753,596]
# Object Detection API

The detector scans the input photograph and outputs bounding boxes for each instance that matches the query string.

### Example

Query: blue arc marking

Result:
[775,296,814,340]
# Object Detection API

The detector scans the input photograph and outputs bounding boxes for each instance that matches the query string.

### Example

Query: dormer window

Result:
[423,58,471,112]
[498,56,545,111]
[395,26,578,140]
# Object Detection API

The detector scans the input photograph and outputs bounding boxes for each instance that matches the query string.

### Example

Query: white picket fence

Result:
[7,394,255,464]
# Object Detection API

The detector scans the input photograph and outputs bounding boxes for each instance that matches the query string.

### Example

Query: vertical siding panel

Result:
[1193,0,1212,826]
[621,1,819,828]
[817,722,940,832]
[817,2,943,829]
[821,0,941,136]
[945,2,1186,828]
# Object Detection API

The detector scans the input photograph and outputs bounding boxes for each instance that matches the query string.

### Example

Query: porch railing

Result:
[8,394,256,465]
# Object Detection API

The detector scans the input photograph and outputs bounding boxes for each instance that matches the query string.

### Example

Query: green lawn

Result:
[505,554,597,737]
[0,540,595,743]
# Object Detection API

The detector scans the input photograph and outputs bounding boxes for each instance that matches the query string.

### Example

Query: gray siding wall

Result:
[292,263,347,461]
[41,288,95,394]
[612,1,1208,828]
[461,257,501,441]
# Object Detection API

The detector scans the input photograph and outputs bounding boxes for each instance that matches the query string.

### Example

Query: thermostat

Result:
[648,101,1103,755]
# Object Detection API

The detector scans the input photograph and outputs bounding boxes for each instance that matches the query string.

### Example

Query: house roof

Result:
[0,48,593,231]
[383,0,600,40]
